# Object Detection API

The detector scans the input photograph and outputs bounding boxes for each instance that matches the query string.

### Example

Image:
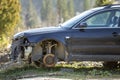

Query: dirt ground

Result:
[19,77,120,80]
[19,77,72,80]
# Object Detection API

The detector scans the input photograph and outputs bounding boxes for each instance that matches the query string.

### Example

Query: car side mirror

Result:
[79,22,87,28]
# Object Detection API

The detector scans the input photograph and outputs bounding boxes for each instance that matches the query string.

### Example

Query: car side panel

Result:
[68,28,120,61]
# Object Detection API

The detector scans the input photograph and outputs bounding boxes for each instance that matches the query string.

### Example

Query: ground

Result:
[19,77,71,80]
[19,78,120,80]
[1,62,120,80]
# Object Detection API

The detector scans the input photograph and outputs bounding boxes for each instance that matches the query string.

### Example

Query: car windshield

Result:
[61,7,103,29]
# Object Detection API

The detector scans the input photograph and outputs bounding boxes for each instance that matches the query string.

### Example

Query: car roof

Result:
[89,4,120,13]
[104,4,120,9]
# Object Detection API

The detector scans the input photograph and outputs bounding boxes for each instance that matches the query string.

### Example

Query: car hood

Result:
[13,26,63,39]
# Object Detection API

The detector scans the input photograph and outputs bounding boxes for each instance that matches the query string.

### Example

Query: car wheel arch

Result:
[40,39,68,60]
[29,38,68,62]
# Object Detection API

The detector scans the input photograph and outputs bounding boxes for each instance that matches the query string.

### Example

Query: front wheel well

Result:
[40,39,67,61]
[29,39,68,67]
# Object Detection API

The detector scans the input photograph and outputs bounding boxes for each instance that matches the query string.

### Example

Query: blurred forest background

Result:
[19,0,95,30]
[0,0,118,50]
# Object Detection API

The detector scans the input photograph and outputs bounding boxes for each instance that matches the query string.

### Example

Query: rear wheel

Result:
[103,61,118,69]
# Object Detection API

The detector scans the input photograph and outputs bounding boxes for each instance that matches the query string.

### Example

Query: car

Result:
[10,4,120,68]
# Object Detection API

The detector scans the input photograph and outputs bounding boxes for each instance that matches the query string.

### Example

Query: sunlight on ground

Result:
[19,77,72,80]
[18,77,120,80]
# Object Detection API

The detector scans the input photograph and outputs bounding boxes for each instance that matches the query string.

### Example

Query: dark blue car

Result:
[11,4,120,68]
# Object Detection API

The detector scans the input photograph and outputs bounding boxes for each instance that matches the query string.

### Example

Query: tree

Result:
[41,0,47,22]
[0,0,21,48]
[67,0,74,19]
[57,0,75,22]
[95,0,115,7]
[84,0,90,10]
[57,0,70,22]
[41,0,55,26]
[25,0,39,28]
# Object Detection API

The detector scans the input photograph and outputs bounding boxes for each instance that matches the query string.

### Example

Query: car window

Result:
[61,9,95,29]
[115,11,120,17]
[85,11,112,27]
[114,11,120,27]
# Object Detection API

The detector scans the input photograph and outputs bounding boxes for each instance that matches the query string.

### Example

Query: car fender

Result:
[26,34,67,47]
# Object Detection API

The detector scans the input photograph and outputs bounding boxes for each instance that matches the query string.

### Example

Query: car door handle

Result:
[112,32,120,37]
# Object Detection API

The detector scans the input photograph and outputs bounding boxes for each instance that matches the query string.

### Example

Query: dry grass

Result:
[0,62,120,80]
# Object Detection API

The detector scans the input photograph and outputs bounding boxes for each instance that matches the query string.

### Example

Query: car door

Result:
[69,10,120,61]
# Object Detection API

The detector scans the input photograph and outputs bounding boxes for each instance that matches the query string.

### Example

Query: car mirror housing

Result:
[79,22,87,28]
